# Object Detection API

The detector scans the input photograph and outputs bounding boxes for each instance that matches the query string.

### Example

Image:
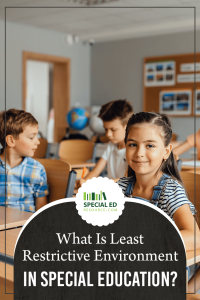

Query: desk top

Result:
[186,248,200,267]
[0,228,21,257]
[187,293,200,299]
[0,262,14,283]
[181,160,200,170]
[71,162,96,169]
[0,207,33,231]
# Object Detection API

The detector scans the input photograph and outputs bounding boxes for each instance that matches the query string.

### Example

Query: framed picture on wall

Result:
[195,89,200,115]
[159,90,191,115]
[145,61,175,87]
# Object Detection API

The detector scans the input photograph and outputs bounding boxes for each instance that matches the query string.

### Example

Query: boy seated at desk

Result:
[0,109,48,212]
[76,99,134,187]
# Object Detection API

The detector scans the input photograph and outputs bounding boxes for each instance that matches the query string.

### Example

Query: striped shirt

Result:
[117,176,196,220]
[0,157,48,212]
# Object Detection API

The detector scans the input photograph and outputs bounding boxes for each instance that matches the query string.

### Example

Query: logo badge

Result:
[76,177,125,226]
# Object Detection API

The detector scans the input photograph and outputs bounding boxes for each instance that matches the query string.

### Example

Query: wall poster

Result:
[145,61,175,87]
[160,90,191,115]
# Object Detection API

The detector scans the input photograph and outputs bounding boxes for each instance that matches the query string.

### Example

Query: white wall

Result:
[1,19,200,158]
[0,19,91,112]
[0,20,4,111]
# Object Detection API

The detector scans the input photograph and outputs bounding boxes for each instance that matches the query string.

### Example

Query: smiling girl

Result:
[117,112,200,292]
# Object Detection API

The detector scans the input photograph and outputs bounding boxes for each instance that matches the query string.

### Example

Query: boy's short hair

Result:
[0,109,38,148]
[98,99,133,126]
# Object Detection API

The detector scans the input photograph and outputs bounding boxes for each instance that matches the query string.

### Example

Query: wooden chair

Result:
[172,133,178,141]
[58,140,97,180]
[33,138,48,159]
[180,171,200,227]
[58,139,96,165]
[91,135,109,143]
[36,159,76,202]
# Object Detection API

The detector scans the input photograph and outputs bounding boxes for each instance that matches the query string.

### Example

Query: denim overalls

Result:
[124,173,196,278]
[124,173,171,206]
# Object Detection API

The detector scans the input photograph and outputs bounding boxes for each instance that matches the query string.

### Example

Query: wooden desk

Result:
[187,294,200,299]
[0,229,20,298]
[0,262,13,283]
[0,207,33,231]
[186,249,200,267]
[71,162,96,169]
[186,249,200,295]
[0,262,14,299]
[0,228,21,257]
[71,162,95,180]
[186,170,200,175]
[0,228,21,296]
[181,160,200,171]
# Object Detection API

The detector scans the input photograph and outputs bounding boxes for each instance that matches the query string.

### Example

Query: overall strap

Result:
[125,178,135,197]
[151,174,171,204]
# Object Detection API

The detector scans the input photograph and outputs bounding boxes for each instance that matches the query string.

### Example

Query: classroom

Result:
[0,1,200,299]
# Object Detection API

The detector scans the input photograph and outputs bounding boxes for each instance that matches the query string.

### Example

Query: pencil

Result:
[81,167,87,179]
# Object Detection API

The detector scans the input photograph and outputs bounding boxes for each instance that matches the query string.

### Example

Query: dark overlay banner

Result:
[14,200,186,300]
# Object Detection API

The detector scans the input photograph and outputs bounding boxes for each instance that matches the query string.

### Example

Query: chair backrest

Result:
[33,138,48,159]
[91,135,109,143]
[172,133,177,141]
[36,159,72,202]
[180,171,200,227]
[58,140,95,164]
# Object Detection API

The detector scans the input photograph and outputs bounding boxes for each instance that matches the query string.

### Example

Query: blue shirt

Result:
[0,157,48,212]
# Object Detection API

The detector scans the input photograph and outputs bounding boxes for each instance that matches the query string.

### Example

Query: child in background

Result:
[76,99,133,187]
[117,112,200,292]
[173,129,200,159]
[0,109,48,212]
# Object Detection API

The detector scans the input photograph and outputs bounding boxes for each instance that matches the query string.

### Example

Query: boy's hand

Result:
[75,180,79,189]
[74,158,107,189]
[35,196,47,211]
[75,179,86,189]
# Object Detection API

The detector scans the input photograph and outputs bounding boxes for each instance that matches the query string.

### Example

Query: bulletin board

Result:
[143,53,200,117]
